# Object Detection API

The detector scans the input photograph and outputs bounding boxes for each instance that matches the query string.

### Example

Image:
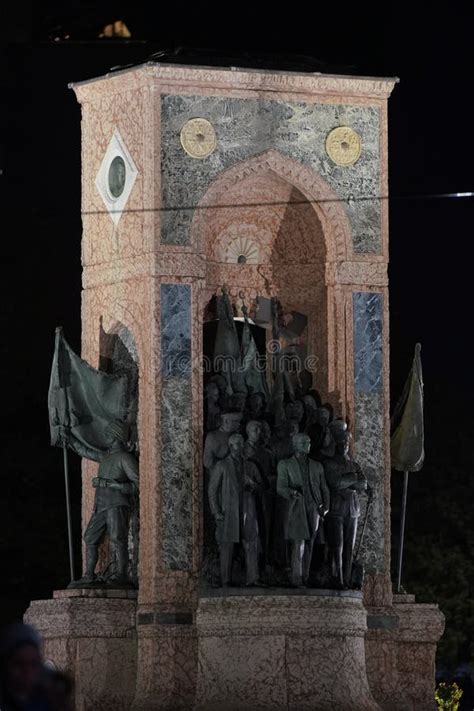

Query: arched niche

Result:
[192,150,352,403]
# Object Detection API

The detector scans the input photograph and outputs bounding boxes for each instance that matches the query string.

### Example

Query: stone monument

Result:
[24,61,444,711]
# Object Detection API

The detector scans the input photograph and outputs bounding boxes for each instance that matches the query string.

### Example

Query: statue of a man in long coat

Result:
[324,420,367,588]
[277,433,330,586]
[208,433,262,587]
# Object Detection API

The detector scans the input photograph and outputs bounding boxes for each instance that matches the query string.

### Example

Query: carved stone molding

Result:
[326,260,389,287]
[72,65,398,103]
[25,598,137,639]
[82,253,207,288]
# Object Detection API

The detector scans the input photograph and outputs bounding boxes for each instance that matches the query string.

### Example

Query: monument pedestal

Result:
[23,589,444,710]
[365,595,445,711]
[194,591,380,711]
[131,610,197,711]
[24,589,138,711]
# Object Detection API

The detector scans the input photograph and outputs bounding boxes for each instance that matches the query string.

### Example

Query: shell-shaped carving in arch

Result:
[225,237,259,264]
[190,149,352,263]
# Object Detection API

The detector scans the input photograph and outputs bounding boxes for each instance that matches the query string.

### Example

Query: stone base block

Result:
[24,591,137,711]
[365,595,445,711]
[131,616,197,711]
[194,592,380,711]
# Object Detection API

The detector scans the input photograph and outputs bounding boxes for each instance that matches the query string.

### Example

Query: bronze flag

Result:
[48,327,129,456]
[391,343,424,473]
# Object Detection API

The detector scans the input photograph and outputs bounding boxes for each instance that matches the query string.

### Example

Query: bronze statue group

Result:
[204,289,370,590]
[57,287,371,593]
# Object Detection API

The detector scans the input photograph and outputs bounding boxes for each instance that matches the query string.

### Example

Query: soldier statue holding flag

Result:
[60,420,139,587]
[49,327,139,588]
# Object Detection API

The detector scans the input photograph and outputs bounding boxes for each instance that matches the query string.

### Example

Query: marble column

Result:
[132,281,199,710]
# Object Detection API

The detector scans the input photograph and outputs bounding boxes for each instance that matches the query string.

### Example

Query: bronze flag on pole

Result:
[391,342,425,473]
[48,327,131,581]
[391,342,424,593]
[48,327,129,457]
[240,297,269,400]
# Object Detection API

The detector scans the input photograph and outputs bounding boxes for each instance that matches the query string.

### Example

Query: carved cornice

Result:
[393,603,446,643]
[71,64,398,103]
[327,261,389,287]
[196,595,368,637]
[25,599,137,638]
[82,255,387,290]
[82,253,207,288]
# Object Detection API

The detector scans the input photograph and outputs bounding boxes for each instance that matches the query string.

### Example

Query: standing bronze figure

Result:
[324,420,367,589]
[277,433,330,587]
[243,420,274,568]
[208,433,262,586]
[61,421,139,587]
[203,411,242,473]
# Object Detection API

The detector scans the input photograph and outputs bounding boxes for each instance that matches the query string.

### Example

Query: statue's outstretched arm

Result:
[61,428,104,462]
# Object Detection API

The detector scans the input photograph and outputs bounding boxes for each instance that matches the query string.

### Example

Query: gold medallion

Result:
[325,126,362,166]
[180,118,217,159]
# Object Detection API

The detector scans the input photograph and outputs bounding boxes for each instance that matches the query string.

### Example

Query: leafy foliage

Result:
[435,682,463,710]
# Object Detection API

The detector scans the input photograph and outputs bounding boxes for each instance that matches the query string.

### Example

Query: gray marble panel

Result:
[160,284,191,378]
[161,376,193,570]
[353,292,383,393]
[353,391,385,573]
[160,283,193,571]
[161,95,381,253]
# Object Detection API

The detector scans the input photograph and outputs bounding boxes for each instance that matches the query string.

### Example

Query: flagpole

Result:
[63,443,75,583]
[396,470,409,593]
[57,328,75,583]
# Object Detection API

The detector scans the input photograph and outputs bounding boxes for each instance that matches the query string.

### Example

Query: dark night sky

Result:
[1,4,474,662]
